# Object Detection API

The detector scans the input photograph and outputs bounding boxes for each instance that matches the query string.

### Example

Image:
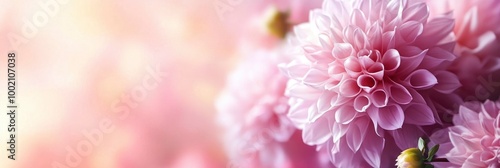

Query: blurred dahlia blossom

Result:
[431,100,500,167]
[427,0,500,101]
[216,50,332,168]
[280,0,461,166]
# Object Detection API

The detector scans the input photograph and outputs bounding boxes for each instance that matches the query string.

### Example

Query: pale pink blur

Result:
[0,0,253,167]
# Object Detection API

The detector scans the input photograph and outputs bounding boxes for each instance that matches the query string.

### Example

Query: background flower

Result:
[280,0,461,166]
[427,0,500,102]
[430,100,500,167]
[216,50,332,168]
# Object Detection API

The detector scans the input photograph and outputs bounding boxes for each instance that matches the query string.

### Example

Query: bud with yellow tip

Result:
[396,148,424,168]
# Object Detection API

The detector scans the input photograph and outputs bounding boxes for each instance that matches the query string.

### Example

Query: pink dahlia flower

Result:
[280,0,461,166]
[216,50,332,168]
[427,0,500,101]
[430,100,500,167]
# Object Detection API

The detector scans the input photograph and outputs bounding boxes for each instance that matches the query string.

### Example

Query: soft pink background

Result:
[0,0,259,167]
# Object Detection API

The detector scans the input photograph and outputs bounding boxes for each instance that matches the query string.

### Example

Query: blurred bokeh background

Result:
[0,0,278,167]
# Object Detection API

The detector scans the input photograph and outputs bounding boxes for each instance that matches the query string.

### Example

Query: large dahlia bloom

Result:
[216,50,332,168]
[431,100,500,167]
[427,0,500,101]
[280,0,461,166]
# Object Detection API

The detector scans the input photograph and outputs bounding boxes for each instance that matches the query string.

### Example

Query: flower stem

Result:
[431,158,449,162]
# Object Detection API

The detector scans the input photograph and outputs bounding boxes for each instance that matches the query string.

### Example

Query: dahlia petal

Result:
[351,9,368,30]
[433,71,461,94]
[286,81,322,100]
[339,79,361,97]
[360,129,384,167]
[331,90,351,107]
[403,103,435,125]
[406,89,426,103]
[293,23,313,41]
[366,106,386,137]
[318,33,333,49]
[353,94,371,112]
[285,61,310,79]
[332,43,355,60]
[335,105,357,124]
[303,68,330,86]
[306,50,335,63]
[494,114,500,134]
[357,75,377,93]
[322,0,347,23]
[325,75,345,90]
[389,124,425,149]
[414,17,454,48]
[385,14,402,34]
[482,100,499,118]
[463,152,487,168]
[313,92,336,121]
[367,21,383,49]
[402,2,429,23]
[437,41,455,52]
[386,0,406,18]
[357,49,375,69]
[332,139,358,167]
[303,45,319,53]
[455,6,478,40]
[472,31,497,55]
[420,47,456,69]
[479,150,496,163]
[346,117,369,152]
[377,105,404,130]
[325,1,345,40]
[367,62,384,80]
[343,25,357,44]
[397,48,427,76]
[482,56,500,74]
[370,89,389,107]
[366,106,379,124]
[480,138,495,155]
[307,102,320,121]
[429,128,450,148]
[353,28,370,49]
[330,23,344,42]
[360,0,384,21]
[386,81,413,104]
[403,69,438,89]
[312,10,331,32]
[288,103,310,128]
[397,21,423,44]
[449,131,477,152]
[332,122,348,143]
[456,106,480,127]
[369,50,382,63]
[328,62,345,75]
[382,31,396,50]
[302,116,332,145]
[374,121,384,137]
[381,49,401,74]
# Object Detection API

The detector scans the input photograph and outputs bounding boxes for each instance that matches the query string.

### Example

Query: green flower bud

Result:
[396,148,424,168]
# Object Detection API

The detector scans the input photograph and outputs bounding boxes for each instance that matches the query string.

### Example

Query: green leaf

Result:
[427,144,440,161]
[418,137,425,152]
